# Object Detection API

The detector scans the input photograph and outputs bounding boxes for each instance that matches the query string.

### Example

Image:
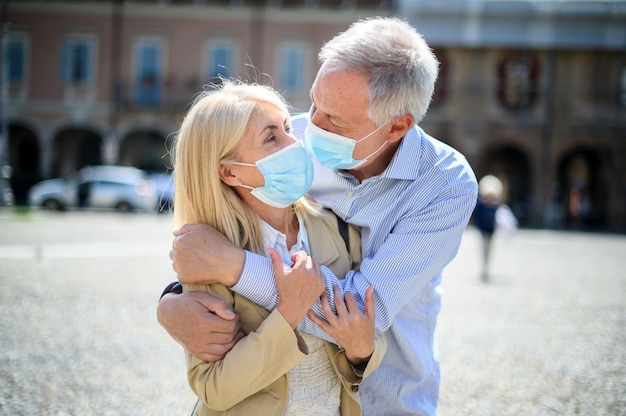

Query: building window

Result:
[497,53,538,111]
[279,42,306,94]
[7,34,28,85]
[205,39,234,84]
[61,36,95,86]
[134,38,163,106]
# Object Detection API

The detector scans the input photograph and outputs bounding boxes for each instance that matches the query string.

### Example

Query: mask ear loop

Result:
[355,121,388,144]
[364,138,388,160]
[220,159,259,191]
[353,120,393,164]
[221,160,256,167]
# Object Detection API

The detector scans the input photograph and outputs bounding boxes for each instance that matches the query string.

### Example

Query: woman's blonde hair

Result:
[172,79,320,255]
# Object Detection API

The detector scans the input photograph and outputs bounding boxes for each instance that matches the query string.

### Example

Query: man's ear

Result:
[388,114,414,143]
[219,163,240,187]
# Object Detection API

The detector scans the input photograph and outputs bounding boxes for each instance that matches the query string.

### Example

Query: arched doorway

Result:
[481,146,532,226]
[557,149,607,229]
[120,130,172,173]
[53,127,102,177]
[8,123,41,205]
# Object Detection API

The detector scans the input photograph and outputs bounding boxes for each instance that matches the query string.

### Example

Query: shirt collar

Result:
[381,125,423,181]
[259,211,309,265]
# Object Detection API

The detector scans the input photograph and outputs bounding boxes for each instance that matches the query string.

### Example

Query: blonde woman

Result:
[172,79,385,416]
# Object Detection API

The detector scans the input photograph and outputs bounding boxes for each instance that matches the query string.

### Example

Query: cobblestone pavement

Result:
[0,209,624,416]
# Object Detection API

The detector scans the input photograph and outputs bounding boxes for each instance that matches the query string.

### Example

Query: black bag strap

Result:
[335,213,350,253]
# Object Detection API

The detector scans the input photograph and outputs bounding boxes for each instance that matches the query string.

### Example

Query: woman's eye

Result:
[285,125,292,133]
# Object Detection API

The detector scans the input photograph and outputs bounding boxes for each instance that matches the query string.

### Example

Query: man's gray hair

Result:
[319,17,439,125]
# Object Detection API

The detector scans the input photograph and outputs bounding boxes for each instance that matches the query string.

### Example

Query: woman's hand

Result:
[308,285,376,366]
[269,249,325,329]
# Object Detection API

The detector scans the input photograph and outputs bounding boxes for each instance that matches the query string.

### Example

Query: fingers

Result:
[157,291,243,360]
[196,291,237,320]
[267,248,285,279]
[319,291,336,324]
[191,331,244,362]
[290,251,309,269]
[363,286,376,321]
[172,223,193,237]
[332,284,349,316]
[290,250,307,262]
[307,309,327,328]
[331,286,376,321]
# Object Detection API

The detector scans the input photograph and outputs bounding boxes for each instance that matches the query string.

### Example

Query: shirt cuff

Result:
[230,250,254,292]
[230,251,277,311]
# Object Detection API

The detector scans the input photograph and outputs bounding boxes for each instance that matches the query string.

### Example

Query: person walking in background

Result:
[158,17,478,416]
[473,175,517,281]
[170,79,385,415]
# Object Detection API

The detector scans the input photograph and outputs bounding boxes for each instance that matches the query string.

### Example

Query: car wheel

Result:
[42,199,63,211]
[115,202,133,212]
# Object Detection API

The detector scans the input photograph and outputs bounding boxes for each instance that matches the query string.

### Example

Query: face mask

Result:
[304,108,389,170]
[227,141,314,208]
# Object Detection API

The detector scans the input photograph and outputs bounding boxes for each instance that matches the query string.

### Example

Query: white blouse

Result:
[259,215,341,416]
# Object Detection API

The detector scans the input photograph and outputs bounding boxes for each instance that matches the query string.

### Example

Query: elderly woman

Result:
[171,79,385,416]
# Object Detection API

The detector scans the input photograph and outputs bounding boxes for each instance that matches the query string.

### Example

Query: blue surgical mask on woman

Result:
[226,141,314,208]
[304,107,390,170]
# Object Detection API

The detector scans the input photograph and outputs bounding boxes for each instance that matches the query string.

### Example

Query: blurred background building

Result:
[1,0,625,231]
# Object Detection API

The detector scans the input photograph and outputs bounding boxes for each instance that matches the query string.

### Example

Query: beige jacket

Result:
[183,209,386,416]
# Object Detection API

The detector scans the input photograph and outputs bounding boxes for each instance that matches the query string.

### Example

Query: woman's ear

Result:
[388,114,414,143]
[219,163,241,187]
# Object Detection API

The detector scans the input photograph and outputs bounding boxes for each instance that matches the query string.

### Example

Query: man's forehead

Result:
[311,76,370,123]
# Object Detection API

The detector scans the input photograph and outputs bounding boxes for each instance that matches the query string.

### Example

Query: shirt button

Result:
[351,385,359,392]
[347,191,354,197]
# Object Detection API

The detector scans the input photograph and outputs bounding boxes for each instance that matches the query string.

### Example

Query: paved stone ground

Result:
[0,209,624,415]
[436,228,625,416]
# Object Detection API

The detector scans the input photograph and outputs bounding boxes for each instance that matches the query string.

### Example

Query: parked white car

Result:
[28,165,158,212]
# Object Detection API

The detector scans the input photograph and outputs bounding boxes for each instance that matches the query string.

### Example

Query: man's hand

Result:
[170,224,246,286]
[308,285,376,366]
[270,249,325,329]
[157,291,243,362]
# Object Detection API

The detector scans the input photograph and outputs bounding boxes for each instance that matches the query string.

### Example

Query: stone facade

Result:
[1,0,625,230]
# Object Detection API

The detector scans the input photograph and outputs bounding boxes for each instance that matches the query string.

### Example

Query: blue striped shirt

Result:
[232,114,478,416]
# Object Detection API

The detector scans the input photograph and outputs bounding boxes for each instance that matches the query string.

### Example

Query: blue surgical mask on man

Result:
[304,106,390,170]
[226,141,314,208]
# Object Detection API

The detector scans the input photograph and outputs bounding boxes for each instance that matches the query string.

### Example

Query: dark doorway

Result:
[120,130,172,173]
[53,128,102,177]
[557,149,607,229]
[8,124,41,205]
[481,146,532,226]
